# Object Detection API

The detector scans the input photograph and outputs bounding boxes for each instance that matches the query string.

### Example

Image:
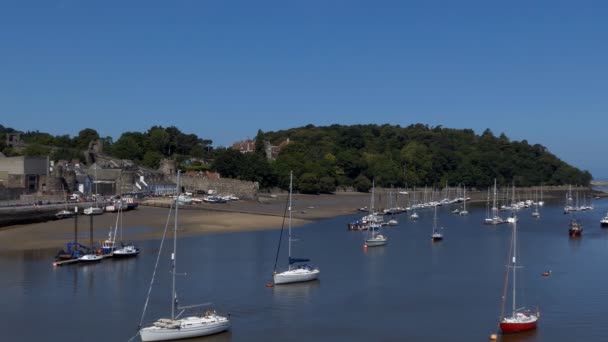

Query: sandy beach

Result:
[0,192,370,252]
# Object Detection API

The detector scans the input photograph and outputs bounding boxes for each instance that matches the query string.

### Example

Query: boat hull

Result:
[365,238,387,247]
[140,319,230,342]
[500,320,537,333]
[601,221,608,228]
[274,268,320,285]
[569,229,582,237]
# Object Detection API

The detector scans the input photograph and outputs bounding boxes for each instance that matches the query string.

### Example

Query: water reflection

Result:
[272,280,320,303]
[500,329,538,342]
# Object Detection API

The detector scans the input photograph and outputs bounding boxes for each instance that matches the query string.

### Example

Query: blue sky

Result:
[1,1,607,177]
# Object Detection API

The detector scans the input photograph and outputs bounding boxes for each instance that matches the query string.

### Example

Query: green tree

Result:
[255,129,266,156]
[319,176,337,193]
[73,128,100,150]
[142,151,163,168]
[353,174,372,192]
[298,173,320,194]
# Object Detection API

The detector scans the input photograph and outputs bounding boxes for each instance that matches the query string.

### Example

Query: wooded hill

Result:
[260,124,592,191]
[0,123,592,193]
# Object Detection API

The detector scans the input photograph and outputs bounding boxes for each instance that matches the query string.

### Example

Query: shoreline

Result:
[0,187,604,253]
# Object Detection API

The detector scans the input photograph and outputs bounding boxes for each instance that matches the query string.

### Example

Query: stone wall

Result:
[170,174,259,200]
[0,188,24,201]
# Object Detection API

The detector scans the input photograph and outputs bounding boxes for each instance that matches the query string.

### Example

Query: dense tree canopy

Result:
[0,123,592,191]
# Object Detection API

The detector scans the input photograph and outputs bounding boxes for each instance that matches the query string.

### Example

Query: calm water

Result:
[2,198,608,342]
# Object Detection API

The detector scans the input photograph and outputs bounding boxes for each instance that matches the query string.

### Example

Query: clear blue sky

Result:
[1,1,607,178]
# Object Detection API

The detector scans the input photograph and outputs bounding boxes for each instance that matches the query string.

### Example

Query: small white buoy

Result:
[489,333,498,340]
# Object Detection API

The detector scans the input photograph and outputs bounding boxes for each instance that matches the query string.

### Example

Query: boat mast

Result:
[512,213,517,315]
[288,171,293,270]
[171,170,180,320]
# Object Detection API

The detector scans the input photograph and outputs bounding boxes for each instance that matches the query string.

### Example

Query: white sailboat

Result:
[273,171,320,285]
[459,185,469,216]
[79,209,102,263]
[139,171,230,341]
[431,204,443,242]
[532,189,540,218]
[365,180,387,247]
[410,187,419,220]
[112,204,140,258]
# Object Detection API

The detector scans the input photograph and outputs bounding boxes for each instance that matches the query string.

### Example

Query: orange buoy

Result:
[265,282,274,288]
[542,270,552,277]
[363,244,368,250]
[489,333,498,340]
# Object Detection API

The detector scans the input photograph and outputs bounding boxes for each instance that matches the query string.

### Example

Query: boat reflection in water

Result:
[272,280,320,302]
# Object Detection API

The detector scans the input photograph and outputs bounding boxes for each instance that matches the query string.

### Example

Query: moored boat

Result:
[569,218,583,237]
[499,213,539,334]
[601,213,608,227]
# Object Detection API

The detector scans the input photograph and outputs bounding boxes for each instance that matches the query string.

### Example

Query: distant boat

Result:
[55,209,75,219]
[273,171,320,285]
[569,217,583,237]
[79,210,102,263]
[601,212,608,228]
[459,186,469,216]
[139,171,230,341]
[499,213,539,333]
[431,205,443,242]
[111,206,140,258]
[83,207,103,215]
[365,180,387,247]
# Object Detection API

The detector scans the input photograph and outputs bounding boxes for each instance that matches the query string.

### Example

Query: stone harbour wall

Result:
[169,174,259,200]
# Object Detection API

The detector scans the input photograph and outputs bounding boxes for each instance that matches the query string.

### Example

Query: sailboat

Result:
[568,213,583,237]
[431,204,443,242]
[410,187,419,220]
[139,171,230,341]
[459,185,469,216]
[486,179,505,225]
[499,213,539,333]
[273,171,320,285]
[532,189,540,218]
[112,204,140,258]
[78,211,103,263]
[365,179,387,247]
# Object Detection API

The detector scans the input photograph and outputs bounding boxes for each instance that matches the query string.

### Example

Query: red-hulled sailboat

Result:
[568,217,583,237]
[499,213,539,334]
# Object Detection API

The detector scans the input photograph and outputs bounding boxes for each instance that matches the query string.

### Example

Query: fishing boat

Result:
[431,204,443,242]
[499,213,539,333]
[273,171,320,285]
[139,171,230,341]
[365,180,387,247]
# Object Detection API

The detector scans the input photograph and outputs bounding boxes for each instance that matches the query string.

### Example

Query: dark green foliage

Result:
[255,129,265,156]
[267,124,592,188]
[298,173,320,194]
[319,176,337,194]
[73,128,100,150]
[353,174,372,192]
[23,144,51,156]
[0,123,592,189]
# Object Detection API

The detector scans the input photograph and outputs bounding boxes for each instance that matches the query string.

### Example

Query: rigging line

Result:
[137,200,175,330]
[126,331,140,342]
[272,190,290,274]
[499,221,515,323]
